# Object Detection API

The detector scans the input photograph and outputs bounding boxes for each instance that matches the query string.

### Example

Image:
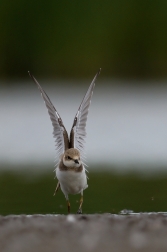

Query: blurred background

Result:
[1,0,167,215]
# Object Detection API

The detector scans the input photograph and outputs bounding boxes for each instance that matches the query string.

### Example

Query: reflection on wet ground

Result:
[119,209,167,215]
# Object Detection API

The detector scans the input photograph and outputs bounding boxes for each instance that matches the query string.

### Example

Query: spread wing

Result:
[70,68,101,161]
[28,72,69,160]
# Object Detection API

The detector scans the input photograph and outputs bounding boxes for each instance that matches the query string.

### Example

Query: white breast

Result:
[56,166,88,197]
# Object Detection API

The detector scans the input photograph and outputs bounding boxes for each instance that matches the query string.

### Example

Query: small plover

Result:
[28,69,101,214]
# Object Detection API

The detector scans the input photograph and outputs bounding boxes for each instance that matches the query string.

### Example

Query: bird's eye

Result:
[67,156,72,160]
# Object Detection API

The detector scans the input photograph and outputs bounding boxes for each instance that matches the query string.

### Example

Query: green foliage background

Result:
[0,0,167,80]
[0,169,167,215]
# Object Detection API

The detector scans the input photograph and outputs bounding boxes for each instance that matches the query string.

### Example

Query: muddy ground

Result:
[0,213,167,252]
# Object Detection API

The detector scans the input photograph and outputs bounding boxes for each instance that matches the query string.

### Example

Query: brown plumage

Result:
[29,69,101,214]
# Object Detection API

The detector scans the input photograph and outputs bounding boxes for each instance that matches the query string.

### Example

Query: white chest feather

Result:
[56,167,88,196]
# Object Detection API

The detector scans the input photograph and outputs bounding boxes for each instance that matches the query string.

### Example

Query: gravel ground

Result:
[0,213,167,252]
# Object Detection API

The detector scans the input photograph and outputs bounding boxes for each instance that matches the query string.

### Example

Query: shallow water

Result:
[1,82,167,170]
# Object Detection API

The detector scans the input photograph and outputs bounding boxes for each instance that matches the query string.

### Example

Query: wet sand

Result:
[0,213,166,252]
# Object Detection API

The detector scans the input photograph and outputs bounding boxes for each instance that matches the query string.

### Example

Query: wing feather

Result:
[28,72,69,159]
[70,69,101,161]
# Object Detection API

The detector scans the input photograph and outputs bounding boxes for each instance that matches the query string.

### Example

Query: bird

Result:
[28,69,101,214]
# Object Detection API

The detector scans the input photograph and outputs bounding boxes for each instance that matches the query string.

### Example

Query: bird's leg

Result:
[53,181,60,196]
[67,200,70,214]
[77,194,83,214]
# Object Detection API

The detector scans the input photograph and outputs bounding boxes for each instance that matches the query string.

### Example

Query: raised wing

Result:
[70,68,101,161]
[28,72,69,160]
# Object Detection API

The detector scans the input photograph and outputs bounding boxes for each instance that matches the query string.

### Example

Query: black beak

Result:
[74,159,79,164]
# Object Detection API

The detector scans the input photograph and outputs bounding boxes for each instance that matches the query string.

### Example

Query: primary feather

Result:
[28,72,69,159]
[70,69,101,161]
[28,69,101,163]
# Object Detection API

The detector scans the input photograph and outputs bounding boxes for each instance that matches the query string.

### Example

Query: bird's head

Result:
[63,148,81,168]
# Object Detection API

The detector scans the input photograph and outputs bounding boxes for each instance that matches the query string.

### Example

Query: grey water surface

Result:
[1,80,167,172]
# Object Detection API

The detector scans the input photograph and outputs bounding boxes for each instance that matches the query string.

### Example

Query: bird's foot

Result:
[77,208,82,214]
